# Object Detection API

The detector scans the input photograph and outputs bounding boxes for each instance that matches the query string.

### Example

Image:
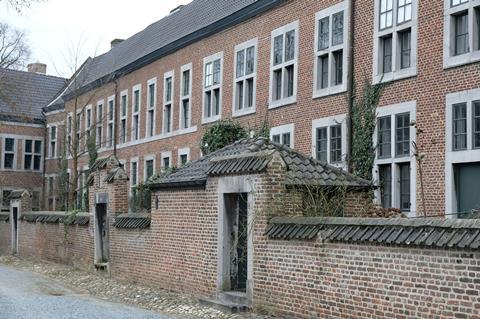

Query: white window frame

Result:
[130,157,139,189]
[178,147,190,166]
[373,101,417,216]
[311,114,348,168]
[270,124,295,148]
[373,0,418,84]
[161,151,172,171]
[120,90,128,144]
[144,154,156,181]
[146,77,157,138]
[179,63,193,130]
[107,95,115,148]
[269,20,299,109]
[232,38,258,117]
[75,109,83,152]
[96,100,104,148]
[163,71,174,135]
[85,105,92,143]
[47,124,58,159]
[445,88,480,215]
[202,51,223,124]
[313,1,350,98]
[22,139,43,171]
[131,84,142,141]
[443,0,480,68]
[1,136,16,170]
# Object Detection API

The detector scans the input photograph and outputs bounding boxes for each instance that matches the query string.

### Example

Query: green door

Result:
[454,163,480,217]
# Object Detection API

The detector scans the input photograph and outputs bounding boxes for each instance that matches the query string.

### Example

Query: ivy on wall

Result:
[201,119,249,155]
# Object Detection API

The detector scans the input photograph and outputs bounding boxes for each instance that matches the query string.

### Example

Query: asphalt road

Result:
[0,265,171,319]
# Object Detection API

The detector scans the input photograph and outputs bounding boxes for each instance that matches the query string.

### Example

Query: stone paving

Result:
[0,256,274,319]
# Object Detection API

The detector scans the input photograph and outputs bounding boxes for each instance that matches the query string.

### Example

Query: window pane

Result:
[382,35,393,73]
[236,81,244,110]
[273,69,282,100]
[165,77,172,102]
[246,78,254,108]
[134,91,139,112]
[474,101,480,148]
[378,116,392,158]
[400,29,411,69]
[318,55,329,89]
[34,155,41,170]
[180,154,188,166]
[34,140,42,154]
[453,103,467,150]
[121,95,127,116]
[454,12,469,56]
[183,70,190,96]
[318,17,330,50]
[274,35,284,65]
[316,127,328,162]
[330,125,342,163]
[25,139,32,153]
[399,163,411,212]
[285,30,296,62]
[332,12,344,46]
[333,50,343,85]
[182,99,190,129]
[213,59,221,85]
[272,134,281,143]
[397,0,412,24]
[236,49,245,78]
[205,62,213,87]
[282,133,291,148]
[380,0,393,29]
[379,164,392,208]
[246,46,255,75]
[4,154,14,169]
[285,65,294,98]
[213,88,220,116]
[396,113,410,156]
[149,84,155,108]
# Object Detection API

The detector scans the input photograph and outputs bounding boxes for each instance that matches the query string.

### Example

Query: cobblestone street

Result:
[0,257,271,319]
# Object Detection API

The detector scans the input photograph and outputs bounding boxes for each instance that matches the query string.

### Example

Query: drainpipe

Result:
[347,0,355,173]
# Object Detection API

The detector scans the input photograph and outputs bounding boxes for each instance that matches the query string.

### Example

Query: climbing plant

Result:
[350,79,386,180]
[201,119,248,155]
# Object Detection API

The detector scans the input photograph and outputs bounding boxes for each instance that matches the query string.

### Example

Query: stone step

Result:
[220,291,248,305]
[199,297,249,314]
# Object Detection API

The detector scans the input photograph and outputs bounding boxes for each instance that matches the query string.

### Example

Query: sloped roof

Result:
[63,0,284,98]
[0,68,66,123]
[150,138,372,189]
[267,217,480,250]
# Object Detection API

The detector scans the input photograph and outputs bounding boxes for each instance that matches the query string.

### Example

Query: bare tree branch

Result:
[0,23,30,70]
[0,0,44,13]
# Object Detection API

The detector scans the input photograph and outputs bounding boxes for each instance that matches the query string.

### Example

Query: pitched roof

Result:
[0,68,66,123]
[150,138,372,189]
[267,216,480,250]
[63,0,284,98]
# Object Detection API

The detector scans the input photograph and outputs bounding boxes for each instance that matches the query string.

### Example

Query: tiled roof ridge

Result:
[0,67,67,81]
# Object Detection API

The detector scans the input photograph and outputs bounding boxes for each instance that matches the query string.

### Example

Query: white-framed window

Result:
[203,52,223,124]
[178,147,190,167]
[144,154,156,181]
[270,124,295,148]
[373,101,417,216]
[373,0,418,83]
[23,139,42,171]
[233,38,258,117]
[120,90,128,144]
[75,110,82,152]
[2,137,16,169]
[311,114,348,167]
[66,113,73,152]
[163,71,174,134]
[269,20,299,109]
[161,151,172,171]
[146,78,157,138]
[96,101,104,148]
[180,63,192,130]
[132,84,141,141]
[107,95,115,147]
[48,125,57,158]
[445,88,480,215]
[85,105,92,142]
[443,0,480,68]
[313,1,350,98]
[130,157,139,189]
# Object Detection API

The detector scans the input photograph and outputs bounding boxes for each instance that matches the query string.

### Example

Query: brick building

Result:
[24,0,480,216]
[0,64,66,211]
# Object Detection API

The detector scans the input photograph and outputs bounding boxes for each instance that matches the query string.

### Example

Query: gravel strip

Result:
[0,256,273,319]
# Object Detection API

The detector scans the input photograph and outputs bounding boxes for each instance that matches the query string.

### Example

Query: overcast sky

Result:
[0,0,192,78]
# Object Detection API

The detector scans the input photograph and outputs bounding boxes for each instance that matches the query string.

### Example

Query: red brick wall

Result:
[255,239,480,318]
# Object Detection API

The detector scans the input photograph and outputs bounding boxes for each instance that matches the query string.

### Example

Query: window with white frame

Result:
[24,139,42,171]
[144,155,155,181]
[314,1,350,98]
[163,71,174,134]
[49,125,57,158]
[2,137,15,169]
[270,124,294,148]
[203,52,223,123]
[107,96,115,147]
[85,106,92,142]
[373,102,416,215]
[96,101,104,147]
[132,85,141,141]
[75,111,82,152]
[312,114,347,166]
[270,21,299,108]
[233,38,258,116]
[178,148,190,167]
[130,158,139,189]
[146,78,157,138]
[67,114,72,151]
[180,64,192,129]
[444,0,480,68]
[161,151,172,171]
[373,0,417,83]
[120,90,128,144]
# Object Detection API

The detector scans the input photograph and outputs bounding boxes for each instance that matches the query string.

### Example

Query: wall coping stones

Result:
[21,211,90,226]
[113,213,151,229]
[267,217,480,249]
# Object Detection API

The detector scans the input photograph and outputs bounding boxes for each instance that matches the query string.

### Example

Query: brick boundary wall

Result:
[0,220,10,255]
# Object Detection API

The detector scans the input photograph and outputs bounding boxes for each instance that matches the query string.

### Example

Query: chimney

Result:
[27,62,47,74]
[111,39,124,49]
